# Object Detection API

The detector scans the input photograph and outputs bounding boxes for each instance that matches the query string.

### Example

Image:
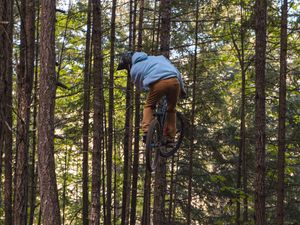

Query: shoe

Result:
[142,133,147,144]
[164,137,175,148]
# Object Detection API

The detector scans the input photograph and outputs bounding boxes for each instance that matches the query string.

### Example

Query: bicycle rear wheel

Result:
[159,112,184,157]
[146,118,161,172]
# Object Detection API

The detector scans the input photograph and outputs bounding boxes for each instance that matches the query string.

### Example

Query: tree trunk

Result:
[121,78,133,225]
[276,0,288,224]
[242,83,248,224]
[187,1,199,224]
[108,0,116,224]
[113,134,117,225]
[38,0,61,224]
[82,0,92,224]
[168,156,175,223]
[150,0,159,54]
[153,1,171,224]
[130,0,143,224]
[62,145,69,225]
[254,0,267,224]
[121,0,135,223]
[240,3,248,221]
[28,11,39,223]
[172,154,180,222]
[159,0,171,58]
[102,140,107,224]
[0,0,14,224]
[141,169,151,225]
[90,0,104,224]
[238,39,246,225]
[14,0,35,223]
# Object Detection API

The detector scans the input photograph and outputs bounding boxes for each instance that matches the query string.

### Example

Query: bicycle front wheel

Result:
[160,112,184,157]
[146,118,161,172]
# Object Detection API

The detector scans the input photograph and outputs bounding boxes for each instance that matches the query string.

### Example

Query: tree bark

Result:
[240,3,248,222]
[187,1,199,224]
[14,0,35,223]
[276,0,288,224]
[153,1,171,224]
[38,0,61,224]
[159,0,171,58]
[0,0,14,224]
[141,169,151,225]
[82,0,92,224]
[168,156,175,223]
[90,0,104,224]
[62,144,69,224]
[254,0,267,224]
[121,77,133,225]
[121,0,135,223]
[28,8,39,222]
[130,0,143,224]
[108,0,116,224]
[150,0,159,54]
[102,138,107,224]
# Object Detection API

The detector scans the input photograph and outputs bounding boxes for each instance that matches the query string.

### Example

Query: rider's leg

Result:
[164,78,180,140]
[141,80,166,139]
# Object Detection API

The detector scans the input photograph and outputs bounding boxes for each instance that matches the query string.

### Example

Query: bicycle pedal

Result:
[163,140,175,148]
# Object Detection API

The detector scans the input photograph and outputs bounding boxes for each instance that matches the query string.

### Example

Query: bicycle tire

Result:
[159,112,184,157]
[146,118,161,172]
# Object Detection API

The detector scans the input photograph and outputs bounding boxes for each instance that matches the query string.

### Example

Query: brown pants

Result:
[142,77,180,139]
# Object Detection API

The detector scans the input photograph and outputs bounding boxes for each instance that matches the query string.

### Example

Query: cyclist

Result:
[117,51,186,145]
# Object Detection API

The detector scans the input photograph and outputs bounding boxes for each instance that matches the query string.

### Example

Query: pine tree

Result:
[14,0,35,223]
[82,0,92,224]
[254,0,267,224]
[276,0,288,224]
[90,0,104,224]
[38,0,61,223]
[0,0,14,224]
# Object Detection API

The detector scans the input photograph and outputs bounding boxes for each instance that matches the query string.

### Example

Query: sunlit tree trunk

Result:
[254,0,267,224]
[276,0,288,224]
[38,0,61,223]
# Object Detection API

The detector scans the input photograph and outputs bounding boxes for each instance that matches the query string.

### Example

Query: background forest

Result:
[0,0,300,224]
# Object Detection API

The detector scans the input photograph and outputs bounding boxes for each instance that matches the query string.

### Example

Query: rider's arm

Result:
[175,68,187,98]
[130,69,144,90]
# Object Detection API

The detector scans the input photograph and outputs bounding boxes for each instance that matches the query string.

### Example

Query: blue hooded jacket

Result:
[130,52,186,96]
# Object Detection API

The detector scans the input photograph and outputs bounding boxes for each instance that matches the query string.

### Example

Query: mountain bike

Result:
[145,97,184,172]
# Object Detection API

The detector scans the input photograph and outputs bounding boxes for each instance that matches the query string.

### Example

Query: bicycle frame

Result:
[154,96,168,130]
[146,96,184,171]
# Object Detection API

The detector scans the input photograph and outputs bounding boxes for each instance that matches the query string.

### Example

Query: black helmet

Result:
[117,51,134,70]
